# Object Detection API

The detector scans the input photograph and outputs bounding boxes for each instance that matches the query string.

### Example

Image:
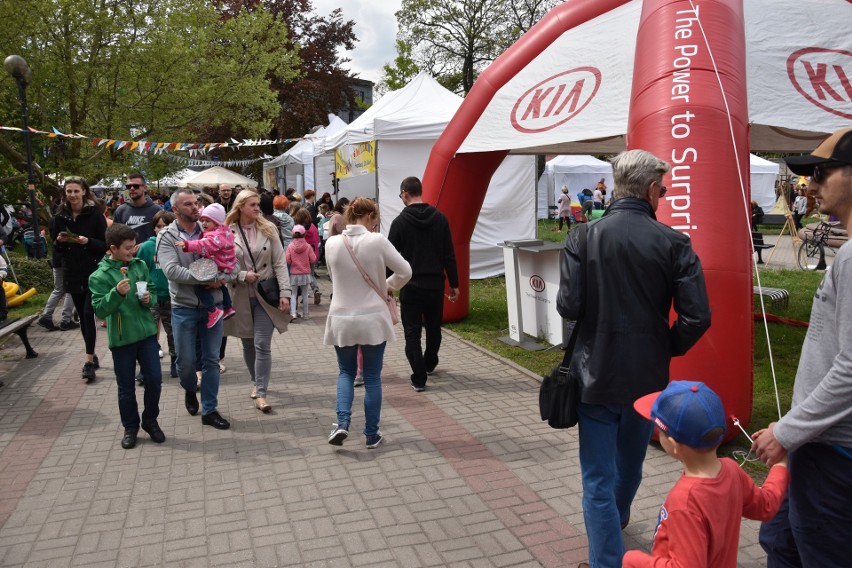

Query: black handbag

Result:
[237,224,280,308]
[539,223,588,429]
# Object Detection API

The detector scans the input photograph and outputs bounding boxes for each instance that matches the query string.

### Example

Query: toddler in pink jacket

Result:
[286,224,316,320]
[175,203,237,328]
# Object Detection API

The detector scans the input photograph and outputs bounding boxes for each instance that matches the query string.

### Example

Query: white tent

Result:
[536,155,613,218]
[264,115,347,195]
[322,72,536,278]
[177,166,257,188]
[749,154,781,211]
[151,168,196,191]
[454,0,850,155]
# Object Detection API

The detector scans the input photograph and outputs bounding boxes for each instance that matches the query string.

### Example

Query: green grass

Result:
[447,266,823,480]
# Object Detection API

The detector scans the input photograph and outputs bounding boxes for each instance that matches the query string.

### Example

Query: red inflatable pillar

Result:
[628,0,753,433]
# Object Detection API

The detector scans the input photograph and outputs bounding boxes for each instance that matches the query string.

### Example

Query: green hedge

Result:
[4,254,53,291]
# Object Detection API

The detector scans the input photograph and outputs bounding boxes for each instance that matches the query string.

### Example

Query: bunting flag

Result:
[163,154,273,167]
[0,124,303,152]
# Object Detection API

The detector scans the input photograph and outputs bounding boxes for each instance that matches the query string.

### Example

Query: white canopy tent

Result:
[150,168,196,191]
[264,115,347,195]
[322,72,537,278]
[749,154,781,211]
[454,0,851,155]
[536,155,613,218]
[177,166,257,189]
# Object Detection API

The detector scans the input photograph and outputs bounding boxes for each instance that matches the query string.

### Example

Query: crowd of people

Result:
[15,126,852,567]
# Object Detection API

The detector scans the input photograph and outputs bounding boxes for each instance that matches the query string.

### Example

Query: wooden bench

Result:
[752,231,774,264]
[0,314,39,358]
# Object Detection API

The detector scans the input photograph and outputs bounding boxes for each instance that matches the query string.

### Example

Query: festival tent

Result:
[321,72,536,278]
[177,166,257,189]
[536,155,613,218]
[150,168,196,191]
[263,115,347,195]
[749,154,781,211]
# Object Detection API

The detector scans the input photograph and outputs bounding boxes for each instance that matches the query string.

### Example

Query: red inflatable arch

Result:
[423,0,752,430]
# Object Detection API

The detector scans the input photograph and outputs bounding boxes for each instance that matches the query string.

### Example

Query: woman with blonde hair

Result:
[223,190,291,412]
[324,197,411,448]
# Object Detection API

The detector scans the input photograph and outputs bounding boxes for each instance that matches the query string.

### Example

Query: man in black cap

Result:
[754,127,852,568]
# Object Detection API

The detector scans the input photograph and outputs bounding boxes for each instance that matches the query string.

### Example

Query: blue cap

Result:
[633,381,726,448]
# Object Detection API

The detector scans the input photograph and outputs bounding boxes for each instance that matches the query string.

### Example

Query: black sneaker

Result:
[365,432,384,449]
[328,422,350,446]
[59,320,80,331]
[135,372,145,386]
[141,421,166,443]
[93,355,100,369]
[37,316,59,332]
[82,361,96,382]
[410,381,425,392]
[121,429,138,449]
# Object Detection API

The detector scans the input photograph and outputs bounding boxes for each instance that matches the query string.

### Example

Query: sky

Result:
[310,0,403,85]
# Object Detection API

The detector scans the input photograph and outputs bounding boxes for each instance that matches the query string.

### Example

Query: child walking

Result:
[286,224,316,320]
[622,381,789,568]
[88,223,164,450]
[174,203,237,328]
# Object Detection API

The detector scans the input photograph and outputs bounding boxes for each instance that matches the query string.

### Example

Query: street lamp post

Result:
[4,54,43,259]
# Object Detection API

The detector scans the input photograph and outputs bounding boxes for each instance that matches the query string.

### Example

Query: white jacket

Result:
[323,225,412,347]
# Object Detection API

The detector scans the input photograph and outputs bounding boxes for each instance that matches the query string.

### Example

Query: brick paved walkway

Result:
[0,275,769,567]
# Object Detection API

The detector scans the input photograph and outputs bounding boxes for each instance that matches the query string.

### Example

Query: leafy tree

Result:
[377,39,421,95]
[0,0,300,192]
[393,0,561,94]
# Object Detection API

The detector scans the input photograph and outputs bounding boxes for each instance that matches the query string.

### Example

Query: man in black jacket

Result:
[389,176,460,392]
[557,149,711,568]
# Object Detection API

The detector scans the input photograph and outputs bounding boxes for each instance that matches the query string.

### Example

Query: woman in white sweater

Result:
[323,198,412,448]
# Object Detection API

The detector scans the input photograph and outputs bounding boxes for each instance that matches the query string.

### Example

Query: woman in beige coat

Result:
[223,190,291,412]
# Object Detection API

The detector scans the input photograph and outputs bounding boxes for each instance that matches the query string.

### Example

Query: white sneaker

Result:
[158,349,164,359]
[219,361,226,374]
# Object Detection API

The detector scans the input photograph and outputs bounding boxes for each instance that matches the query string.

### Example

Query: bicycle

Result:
[796,221,847,270]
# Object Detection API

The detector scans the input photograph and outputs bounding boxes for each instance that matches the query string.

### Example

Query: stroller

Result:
[22,230,47,258]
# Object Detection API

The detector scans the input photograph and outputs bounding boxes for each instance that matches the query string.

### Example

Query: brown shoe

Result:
[255,397,271,413]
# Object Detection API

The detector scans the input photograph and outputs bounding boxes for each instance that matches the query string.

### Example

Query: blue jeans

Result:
[172,305,222,416]
[334,343,386,436]
[195,284,232,312]
[578,402,654,568]
[759,443,852,567]
[111,335,162,430]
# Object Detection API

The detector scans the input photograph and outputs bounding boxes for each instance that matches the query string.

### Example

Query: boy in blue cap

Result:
[623,381,789,568]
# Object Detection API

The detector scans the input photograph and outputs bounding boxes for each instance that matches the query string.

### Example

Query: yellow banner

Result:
[335,142,376,180]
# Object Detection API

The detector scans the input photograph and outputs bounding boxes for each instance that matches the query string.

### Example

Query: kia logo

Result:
[529,275,545,293]
[511,67,601,134]
[787,47,852,119]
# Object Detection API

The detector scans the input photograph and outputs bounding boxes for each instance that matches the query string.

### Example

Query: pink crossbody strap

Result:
[342,235,387,303]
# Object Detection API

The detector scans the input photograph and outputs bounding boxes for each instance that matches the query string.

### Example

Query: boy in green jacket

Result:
[89,223,164,449]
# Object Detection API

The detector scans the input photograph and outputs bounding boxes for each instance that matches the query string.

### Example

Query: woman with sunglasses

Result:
[53,177,108,381]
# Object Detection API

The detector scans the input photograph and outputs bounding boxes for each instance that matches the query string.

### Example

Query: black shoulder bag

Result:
[539,223,588,429]
[237,224,280,308]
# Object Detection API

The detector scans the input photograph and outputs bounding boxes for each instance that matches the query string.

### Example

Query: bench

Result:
[752,231,774,264]
[754,286,789,309]
[759,214,788,227]
[0,314,39,358]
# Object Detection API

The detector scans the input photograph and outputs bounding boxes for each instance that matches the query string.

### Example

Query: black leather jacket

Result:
[556,198,711,406]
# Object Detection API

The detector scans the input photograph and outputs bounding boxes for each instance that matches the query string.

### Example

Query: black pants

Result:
[0,283,7,321]
[400,286,444,386]
[70,290,97,355]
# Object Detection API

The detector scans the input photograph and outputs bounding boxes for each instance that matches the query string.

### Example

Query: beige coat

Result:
[223,224,292,338]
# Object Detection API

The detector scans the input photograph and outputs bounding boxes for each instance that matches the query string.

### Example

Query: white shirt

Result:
[323,225,412,347]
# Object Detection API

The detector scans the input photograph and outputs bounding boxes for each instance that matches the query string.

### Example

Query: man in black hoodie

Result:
[113,172,162,244]
[388,176,460,391]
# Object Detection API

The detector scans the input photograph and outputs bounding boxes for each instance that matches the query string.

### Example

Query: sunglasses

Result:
[125,183,143,190]
[812,163,841,184]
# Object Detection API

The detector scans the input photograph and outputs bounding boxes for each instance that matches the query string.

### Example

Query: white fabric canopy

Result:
[264,115,347,195]
[456,0,852,155]
[536,155,614,218]
[322,72,536,278]
[749,154,781,211]
[151,168,196,190]
[177,166,257,188]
